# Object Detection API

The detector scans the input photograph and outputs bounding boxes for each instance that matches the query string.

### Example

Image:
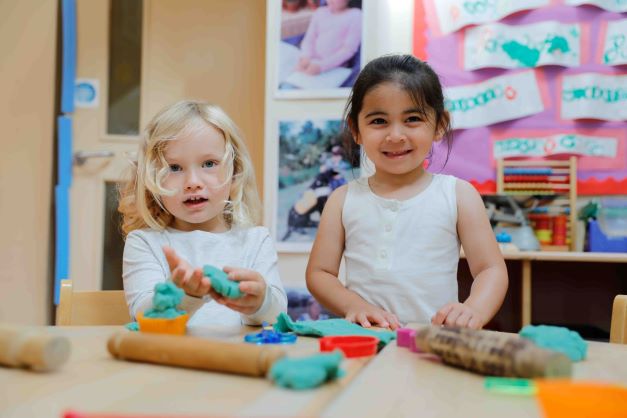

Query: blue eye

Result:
[169,164,181,172]
[202,160,216,168]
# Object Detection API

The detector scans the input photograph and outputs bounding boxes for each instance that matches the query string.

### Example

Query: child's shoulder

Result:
[126,227,160,242]
[231,225,272,242]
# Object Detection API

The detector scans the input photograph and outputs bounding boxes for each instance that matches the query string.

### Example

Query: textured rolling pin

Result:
[414,326,572,378]
[0,324,71,372]
[107,331,287,377]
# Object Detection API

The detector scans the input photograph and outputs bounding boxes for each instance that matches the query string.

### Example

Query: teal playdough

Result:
[519,325,588,362]
[269,351,344,390]
[125,322,140,331]
[274,312,395,350]
[144,281,186,318]
[203,265,242,299]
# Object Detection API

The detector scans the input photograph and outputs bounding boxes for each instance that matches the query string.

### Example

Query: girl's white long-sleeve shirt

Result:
[122,226,287,327]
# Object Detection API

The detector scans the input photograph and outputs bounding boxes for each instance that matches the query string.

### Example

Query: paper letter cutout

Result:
[426,0,550,35]
[561,73,627,121]
[494,134,618,159]
[601,19,627,66]
[445,70,545,129]
[464,21,583,70]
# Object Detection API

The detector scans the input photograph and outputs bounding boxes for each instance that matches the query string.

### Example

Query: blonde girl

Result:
[119,100,287,326]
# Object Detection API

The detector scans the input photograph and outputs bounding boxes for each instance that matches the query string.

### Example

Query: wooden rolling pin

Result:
[414,326,572,378]
[0,324,71,372]
[107,331,286,377]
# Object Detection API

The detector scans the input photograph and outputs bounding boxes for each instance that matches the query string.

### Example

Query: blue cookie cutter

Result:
[244,322,297,345]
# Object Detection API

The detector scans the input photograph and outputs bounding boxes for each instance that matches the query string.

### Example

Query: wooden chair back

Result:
[610,295,627,344]
[56,279,130,326]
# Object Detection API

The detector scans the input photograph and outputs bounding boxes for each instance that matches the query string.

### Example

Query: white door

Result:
[70,0,266,291]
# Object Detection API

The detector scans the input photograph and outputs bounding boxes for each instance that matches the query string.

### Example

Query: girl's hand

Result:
[345,302,400,330]
[163,246,211,298]
[304,62,322,75]
[296,56,311,71]
[431,302,485,330]
[213,267,267,315]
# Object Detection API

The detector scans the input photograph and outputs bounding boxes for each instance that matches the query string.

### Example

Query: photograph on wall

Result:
[276,0,363,99]
[276,118,360,251]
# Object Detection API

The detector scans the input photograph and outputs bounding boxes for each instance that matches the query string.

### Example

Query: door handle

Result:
[73,150,114,166]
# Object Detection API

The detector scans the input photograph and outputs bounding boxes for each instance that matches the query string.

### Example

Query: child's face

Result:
[327,0,350,13]
[161,121,232,232]
[354,82,440,178]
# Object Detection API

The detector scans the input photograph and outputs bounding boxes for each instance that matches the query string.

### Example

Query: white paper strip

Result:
[464,21,582,70]
[445,71,545,129]
[494,134,618,158]
[430,0,550,35]
[561,73,627,121]
[565,0,627,13]
[602,19,627,66]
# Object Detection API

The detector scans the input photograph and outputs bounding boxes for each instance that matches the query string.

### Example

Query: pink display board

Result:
[415,1,627,195]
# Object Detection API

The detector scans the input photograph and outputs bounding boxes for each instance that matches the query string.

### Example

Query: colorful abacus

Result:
[497,157,577,251]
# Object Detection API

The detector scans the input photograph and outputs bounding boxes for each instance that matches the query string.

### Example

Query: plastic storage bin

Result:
[588,220,627,253]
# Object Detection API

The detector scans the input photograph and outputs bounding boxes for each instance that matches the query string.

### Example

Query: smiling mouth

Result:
[382,150,412,157]
[183,197,208,205]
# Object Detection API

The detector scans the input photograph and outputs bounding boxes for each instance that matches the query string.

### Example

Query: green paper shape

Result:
[273,312,396,350]
[547,36,570,54]
[144,281,186,318]
[269,351,345,390]
[501,41,540,67]
[519,324,588,362]
[484,377,537,396]
[203,265,242,299]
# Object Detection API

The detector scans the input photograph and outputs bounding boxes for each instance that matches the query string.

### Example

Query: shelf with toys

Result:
[496,157,577,252]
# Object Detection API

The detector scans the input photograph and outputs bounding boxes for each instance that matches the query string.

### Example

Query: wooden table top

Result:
[2,325,626,418]
[0,325,369,418]
[323,339,627,418]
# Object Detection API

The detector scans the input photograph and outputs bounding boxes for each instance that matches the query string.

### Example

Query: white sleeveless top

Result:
[342,174,460,325]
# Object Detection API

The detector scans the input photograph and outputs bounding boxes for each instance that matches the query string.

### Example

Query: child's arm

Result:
[432,180,508,329]
[306,186,400,329]
[298,8,320,60]
[122,233,203,320]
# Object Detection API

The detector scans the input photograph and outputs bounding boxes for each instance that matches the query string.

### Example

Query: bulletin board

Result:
[414,0,627,195]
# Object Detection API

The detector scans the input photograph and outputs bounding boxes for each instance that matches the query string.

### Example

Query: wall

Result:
[263,0,415,287]
[0,0,57,324]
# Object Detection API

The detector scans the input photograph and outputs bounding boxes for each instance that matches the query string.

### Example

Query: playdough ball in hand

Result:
[203,265,243,299]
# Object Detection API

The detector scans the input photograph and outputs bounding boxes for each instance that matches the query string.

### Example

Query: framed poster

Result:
[275,118,360,252]
[275,0,364,99]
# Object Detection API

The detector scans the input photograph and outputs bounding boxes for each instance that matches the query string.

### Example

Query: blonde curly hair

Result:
[118,100,261,236]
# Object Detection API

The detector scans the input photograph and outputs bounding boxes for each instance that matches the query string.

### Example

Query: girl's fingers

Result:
[369,312,388,328]
[356,313,371,328]
[455,311,472,328]
[238,281,264,296]
[345,313,356,323]
[162,246,179,271]
[432,304,455,326]
[386,313,400,330]
[171,267,185,286]
[444,308,463,327]
[468,316,482,330]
